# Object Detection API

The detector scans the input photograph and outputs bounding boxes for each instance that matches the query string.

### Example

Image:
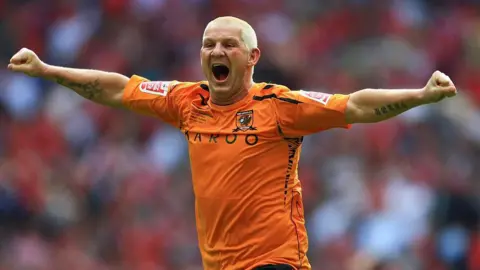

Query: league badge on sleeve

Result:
[139,81,174,96]
[233,110,257,132]
[299,90,332,105]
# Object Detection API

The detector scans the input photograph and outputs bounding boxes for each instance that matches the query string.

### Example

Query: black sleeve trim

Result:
[253,94,302,104]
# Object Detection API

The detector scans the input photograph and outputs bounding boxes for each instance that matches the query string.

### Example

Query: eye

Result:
[203,43,214,48]
[226,43,235,48]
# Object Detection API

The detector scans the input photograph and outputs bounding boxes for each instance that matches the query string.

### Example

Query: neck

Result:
[210,79,254,106]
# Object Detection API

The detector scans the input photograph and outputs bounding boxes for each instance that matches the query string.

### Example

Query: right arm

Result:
[8,48,187,127]
[44,66,129,107]
[8,48,128,108]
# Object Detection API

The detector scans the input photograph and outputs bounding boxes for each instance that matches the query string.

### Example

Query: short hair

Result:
[204,16,258,51]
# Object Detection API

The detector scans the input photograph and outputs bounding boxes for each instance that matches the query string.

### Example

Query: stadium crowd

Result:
[0,0,479,269]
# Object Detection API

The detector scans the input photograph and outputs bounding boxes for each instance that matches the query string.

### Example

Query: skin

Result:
[7,17,456,122]
[201,17,261,106]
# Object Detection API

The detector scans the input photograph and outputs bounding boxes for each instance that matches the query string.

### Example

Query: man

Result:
[8,16,456,270]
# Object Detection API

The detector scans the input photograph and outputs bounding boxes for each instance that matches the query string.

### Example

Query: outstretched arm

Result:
[8,48,129,108]
[345,71,457,124]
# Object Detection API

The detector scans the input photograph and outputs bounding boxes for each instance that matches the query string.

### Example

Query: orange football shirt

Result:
[122,75,351,270]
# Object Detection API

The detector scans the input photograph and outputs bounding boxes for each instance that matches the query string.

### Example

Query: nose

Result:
[211,43,225,57]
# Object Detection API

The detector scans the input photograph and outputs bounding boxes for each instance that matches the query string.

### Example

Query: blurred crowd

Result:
[0,0,479,269]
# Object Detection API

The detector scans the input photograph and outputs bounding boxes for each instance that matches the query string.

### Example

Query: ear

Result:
[248,48,261,67]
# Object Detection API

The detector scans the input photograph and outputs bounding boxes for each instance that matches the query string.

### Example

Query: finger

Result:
[7,64,28,73]
[435,79,449,87]
[440,85,457,97]
[445,75,454,86]
[433,70,443,77]
[445,87,457,97]
[432,70,449,82]
[435,74,452,87]
[10,53,28,65]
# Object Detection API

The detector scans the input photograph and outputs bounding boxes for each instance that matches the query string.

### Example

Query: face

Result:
[201,24,258,95]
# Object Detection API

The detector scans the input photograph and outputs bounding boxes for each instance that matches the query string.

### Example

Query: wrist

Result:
[41,63,54,78]
[416,87,429,105]
[42,64,65,82]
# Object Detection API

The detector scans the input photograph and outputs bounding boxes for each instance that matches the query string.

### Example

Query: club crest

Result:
[233,110,257,132]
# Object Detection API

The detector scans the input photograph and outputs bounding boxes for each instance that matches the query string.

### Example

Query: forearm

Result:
[43,65,130,107]
[345,88,425,123]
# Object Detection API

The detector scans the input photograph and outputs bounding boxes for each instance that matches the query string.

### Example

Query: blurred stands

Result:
[0,0,479,269]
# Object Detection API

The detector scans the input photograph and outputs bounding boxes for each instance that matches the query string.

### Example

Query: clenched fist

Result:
[8,48,47,77]
[422,71,457,103]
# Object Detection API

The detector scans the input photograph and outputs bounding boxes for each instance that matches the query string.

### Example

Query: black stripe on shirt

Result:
[253,94,302,104]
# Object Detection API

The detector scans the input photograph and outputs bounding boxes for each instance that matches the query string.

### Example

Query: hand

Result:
[422,70,457,103]
[7,48,48,77]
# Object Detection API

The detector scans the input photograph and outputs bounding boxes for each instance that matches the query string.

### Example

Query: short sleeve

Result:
[122,75,183,128]
[274,89,351,137]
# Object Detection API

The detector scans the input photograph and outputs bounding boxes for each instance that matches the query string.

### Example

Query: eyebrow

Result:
[203,37,240,43]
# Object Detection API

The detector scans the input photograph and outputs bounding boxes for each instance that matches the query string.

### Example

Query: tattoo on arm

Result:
[56,78,103,100]
[374,102,408,116]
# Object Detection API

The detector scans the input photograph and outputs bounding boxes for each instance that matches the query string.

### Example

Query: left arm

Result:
[345,71,457,124]
[345,88,424,123]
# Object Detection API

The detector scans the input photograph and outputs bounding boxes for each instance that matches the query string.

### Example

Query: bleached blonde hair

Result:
[204,16,258,51]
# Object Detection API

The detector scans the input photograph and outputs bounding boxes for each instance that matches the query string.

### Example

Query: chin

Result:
[210,83,232,93]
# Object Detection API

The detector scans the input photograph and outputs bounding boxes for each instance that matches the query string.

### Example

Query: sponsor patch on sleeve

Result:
[139,81,175,96]
[299,90,332,105]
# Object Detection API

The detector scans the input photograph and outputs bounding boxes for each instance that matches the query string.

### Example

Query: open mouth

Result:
[212,64,230,82]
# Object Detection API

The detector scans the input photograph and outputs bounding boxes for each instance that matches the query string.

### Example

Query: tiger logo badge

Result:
[233,110,257,132]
